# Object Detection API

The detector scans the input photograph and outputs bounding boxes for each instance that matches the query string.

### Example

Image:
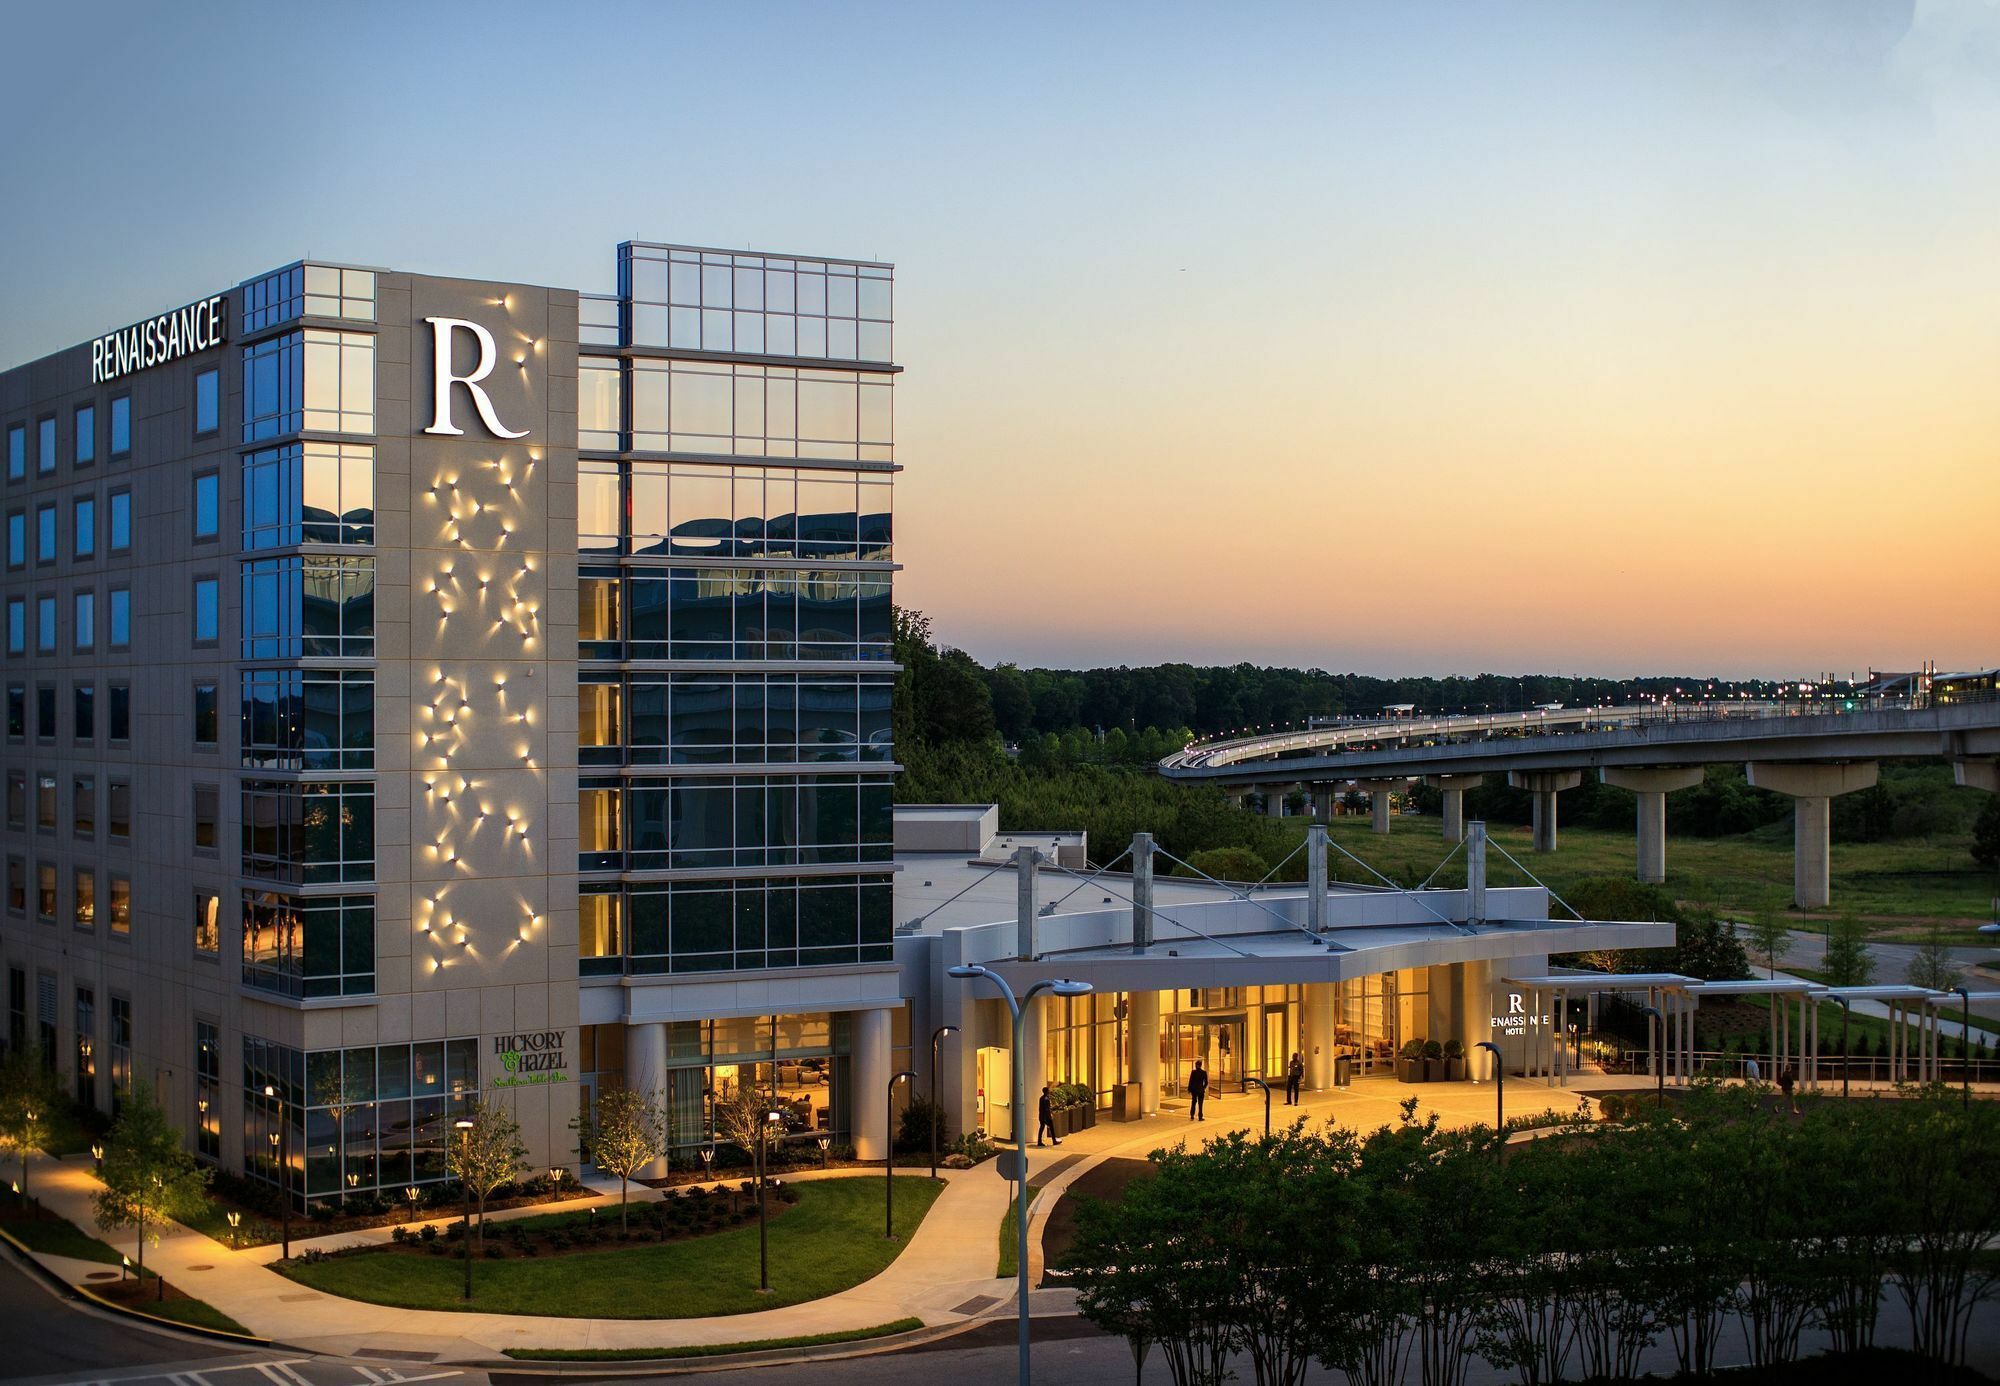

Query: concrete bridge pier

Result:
[1354,778,1411,834]
[1600,766,1704,883]
[1265,785,1292,818]
[1744,761,1879,908]
[1508,769,1582,852]
[1424,773,1485,844]
[1955,760,2000,792]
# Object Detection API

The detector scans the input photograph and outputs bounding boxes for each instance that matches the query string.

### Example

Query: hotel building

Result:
[1,240,1669,1207]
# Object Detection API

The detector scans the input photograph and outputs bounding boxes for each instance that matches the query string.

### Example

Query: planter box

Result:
[1110,1083,1143,1121]
[1398,1058,1425,1084]
[1423,1059,1447,1083]
[1444,1058,1467,1083]
[1077,1105,1097,1130]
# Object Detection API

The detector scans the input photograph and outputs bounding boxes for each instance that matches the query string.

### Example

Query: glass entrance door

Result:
[1171,1015,1249,1094]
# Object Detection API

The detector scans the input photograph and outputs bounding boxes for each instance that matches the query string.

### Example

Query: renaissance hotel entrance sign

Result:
[91,294,228,382]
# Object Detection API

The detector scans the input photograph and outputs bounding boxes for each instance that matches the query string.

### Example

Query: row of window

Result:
[579,874,893,975]
[612,245,892,362]
[242,263,377,334]
[579,674,893,766]
[4,588,139,656]
[2,971,133,1118]
[241,556,374,659]
[5,372,217,484]
[577,461,891,559]
[6,768,133,840]
[6,680,134,744]
[578,357,891,461]
[5,487,140,567]
[241,780,375,885]
[579,567,892,662]
[577,775,894,872]
[4,855,131,932]
[243,330,375,441]
[241,668,374,769]
[243,442,374,548]
[242,1036,479,1203]
[242,890,375,997]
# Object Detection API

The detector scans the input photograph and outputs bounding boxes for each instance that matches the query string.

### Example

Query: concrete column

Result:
[1128,990,1161,1116]
[1304,983,1337,1089]
[852,1007,893,1161]
[1955,760,2000,792]
[1017,997,1047,1144]
[1014,844,1039,961]
[1355,778,1410,835]
[1466,820,1488,923]
[1131,832,1154,953]
[1508,770,1582,853]
[1425,774,1484,845]
[626,1021,669,1179]
[1601,767,1704,884]
[1306,823,1328,934]
[1457,959,1496,1080]
[1744,762,1879,908]
[1265,787,1289,818]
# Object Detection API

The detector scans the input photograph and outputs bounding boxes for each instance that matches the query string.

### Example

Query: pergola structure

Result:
[1504,972,1979,1092]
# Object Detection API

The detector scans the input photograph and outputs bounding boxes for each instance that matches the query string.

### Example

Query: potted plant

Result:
[1422,1040,1446,1083]
[1442,1038,1467,1082]
[1398,1039,1426,1084]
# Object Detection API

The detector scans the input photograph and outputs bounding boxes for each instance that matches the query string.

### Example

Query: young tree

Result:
[1906,921,1965,993]
[91,1081,211,1299]
[712,1088,782,1184]
[446,1099,526,1252]
[576,1083,668,1235]
[1821,911,1876,989]
[0,1043,61,1197]
[1971,793,2000,871]
[1745,903,1793,980]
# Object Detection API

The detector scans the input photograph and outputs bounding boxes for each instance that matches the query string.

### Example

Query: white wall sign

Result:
[91,295,228,383]
[424,316,528,439]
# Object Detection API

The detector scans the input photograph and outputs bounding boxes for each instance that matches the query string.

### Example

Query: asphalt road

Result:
[1773,927,1996,988]
[0,1249,477,1386]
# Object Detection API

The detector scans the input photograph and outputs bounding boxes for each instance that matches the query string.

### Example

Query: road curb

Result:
[480,1316,989,1377]
[0,1222,278,1349]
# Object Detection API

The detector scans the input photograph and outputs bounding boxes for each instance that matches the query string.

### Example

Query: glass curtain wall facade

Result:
[1034,971,1436,1108]
[234,266,382,1016]
[573,245,897,987]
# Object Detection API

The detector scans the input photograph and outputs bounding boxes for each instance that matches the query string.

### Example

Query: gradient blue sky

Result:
[3,2,1994,677]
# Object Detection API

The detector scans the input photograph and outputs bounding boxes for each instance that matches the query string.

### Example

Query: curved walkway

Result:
[4,1073,1649,1363]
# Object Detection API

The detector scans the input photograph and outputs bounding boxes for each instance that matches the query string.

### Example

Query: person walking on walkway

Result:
[1778,1065,1798,1114]
[1036,1082,1060,1147]
[1744,1055,1762,1084]
[1187,1061,1209,1121]
[1285,1051,1304,1105]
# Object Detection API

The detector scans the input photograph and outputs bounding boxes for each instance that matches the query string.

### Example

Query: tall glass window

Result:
[37,417,56,474]
[244,330,375,439]
[73,496,95,559]
[241,891,375,997]
[243,442,375,548]
[109,396,131,457]
[240,668,374,769]
[241,556,375,658]
[628,361,891,461]
[621,246,893,364]
[193,472,220,539]
[195,368,220,435]
[193,577,219,643]
[74,405,95,465]
[195,1021,221,1159]
[6,424,22,482]
[108,490,130,551]
[241,780,375,884]
[579,356,622,450]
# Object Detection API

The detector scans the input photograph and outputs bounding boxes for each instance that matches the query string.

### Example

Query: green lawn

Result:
[121,1295,254,1336]
[281,1175,942,1317]
[1,1213,153,1273]
[503,1318,922,1360]
[996,1180,1045,1279]
[1288,817,1997,931]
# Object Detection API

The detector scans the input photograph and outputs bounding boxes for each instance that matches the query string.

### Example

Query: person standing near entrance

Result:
[1187,1060,1209,1120]
[1036,1082,1060,1147]
[1285,1051,1304,1105]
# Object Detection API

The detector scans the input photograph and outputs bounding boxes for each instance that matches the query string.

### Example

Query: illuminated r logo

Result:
[425,317,528,439]
[1509,994,1525,1015]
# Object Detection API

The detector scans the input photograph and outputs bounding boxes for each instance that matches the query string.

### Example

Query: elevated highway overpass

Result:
[1159,699,2000,907]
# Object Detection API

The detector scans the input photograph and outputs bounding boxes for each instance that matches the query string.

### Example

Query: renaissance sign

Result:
[91,294,228,383]
[424,316,529,439]
[492,1030,570,1088]
[1489,991,1552,1038]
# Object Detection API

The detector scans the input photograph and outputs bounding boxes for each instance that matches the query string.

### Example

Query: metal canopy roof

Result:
[1503,973,1697,989]
[1685,979,1826,997]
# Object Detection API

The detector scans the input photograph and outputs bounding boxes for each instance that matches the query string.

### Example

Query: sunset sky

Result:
[2,2,1993,677]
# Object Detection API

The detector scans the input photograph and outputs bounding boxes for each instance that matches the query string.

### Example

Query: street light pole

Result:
[1244,1077,1271,1138]
[887,1070,915,1238]
[758,1110,781,1293]
[263,1084,289,1258]
[454,1118,475,1300]
[1953,987,1972,1111]
[1477,1041,1504,1131]
[948,964,1094,1386]
[930,1026,958,1181]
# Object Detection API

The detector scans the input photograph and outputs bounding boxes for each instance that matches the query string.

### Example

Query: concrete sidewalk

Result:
[0,1068,1855,1364]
